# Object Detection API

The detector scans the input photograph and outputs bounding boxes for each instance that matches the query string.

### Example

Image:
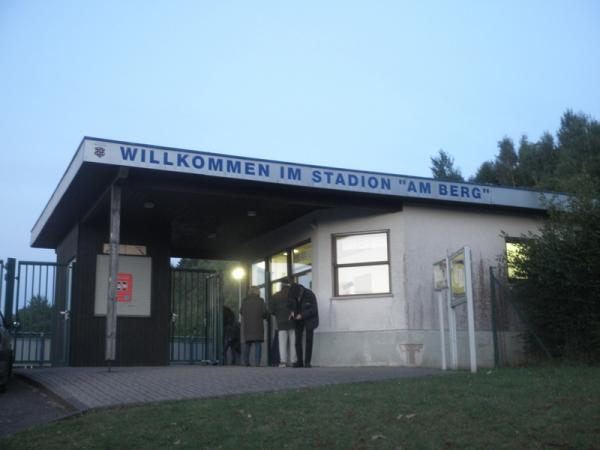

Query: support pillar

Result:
[105,183,121,368]
[3,258,16,323]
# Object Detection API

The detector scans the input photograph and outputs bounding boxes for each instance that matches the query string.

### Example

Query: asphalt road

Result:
[0,376,74,438]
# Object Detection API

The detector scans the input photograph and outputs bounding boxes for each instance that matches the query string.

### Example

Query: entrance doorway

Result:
[2,258,74,366]
[169,268,223,364]
[251,241,313,366]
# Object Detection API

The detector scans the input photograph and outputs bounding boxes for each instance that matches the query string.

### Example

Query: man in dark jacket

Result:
[287,281,319,368]
[223,306,241,365]
[269,281,296,367]
[240,287,268,366]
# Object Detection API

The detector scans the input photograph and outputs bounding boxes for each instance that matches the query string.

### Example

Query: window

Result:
[333,231,390,296]
[505,239,528,281]
[292,242,312,289]
[270,242,313,293]
[269,251,288,282]
[269,251,288,295]
[252,241,313,298]
[251,260,267,298]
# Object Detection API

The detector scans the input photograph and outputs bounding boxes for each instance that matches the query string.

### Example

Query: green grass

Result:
[3,366,600,449]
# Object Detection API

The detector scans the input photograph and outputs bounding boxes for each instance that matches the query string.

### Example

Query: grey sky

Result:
[1,0,599,261]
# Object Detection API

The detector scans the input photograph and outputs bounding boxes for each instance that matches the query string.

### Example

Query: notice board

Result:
[94,254,152,317]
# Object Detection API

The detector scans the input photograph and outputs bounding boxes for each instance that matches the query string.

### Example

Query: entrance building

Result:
[29,137,559,368]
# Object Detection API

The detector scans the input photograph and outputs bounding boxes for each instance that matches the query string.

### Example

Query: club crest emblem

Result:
[94,146,106,158]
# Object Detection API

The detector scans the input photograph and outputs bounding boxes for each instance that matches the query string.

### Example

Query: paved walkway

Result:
[16,365,445,412]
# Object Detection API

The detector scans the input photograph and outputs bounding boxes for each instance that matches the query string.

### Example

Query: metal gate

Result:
[489,266,551,367]
[1,258,74,366]
[170,268,223,364]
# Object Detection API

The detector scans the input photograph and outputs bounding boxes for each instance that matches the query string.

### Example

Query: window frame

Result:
[332,230,391,297]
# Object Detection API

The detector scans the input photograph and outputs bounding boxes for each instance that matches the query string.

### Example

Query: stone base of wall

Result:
[310,329,528,369]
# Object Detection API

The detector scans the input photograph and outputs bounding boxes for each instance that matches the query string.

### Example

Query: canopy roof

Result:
[31,137,561,254]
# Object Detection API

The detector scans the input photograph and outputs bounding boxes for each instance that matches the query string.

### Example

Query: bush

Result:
[510,181,600,362]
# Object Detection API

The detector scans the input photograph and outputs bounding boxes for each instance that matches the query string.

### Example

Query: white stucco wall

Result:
[242,203,543,369]
[401,203,541,330]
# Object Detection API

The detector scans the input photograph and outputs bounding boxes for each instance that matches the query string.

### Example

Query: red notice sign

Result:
[117,273,133,302]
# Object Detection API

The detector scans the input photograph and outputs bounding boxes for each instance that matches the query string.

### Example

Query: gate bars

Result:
[1,259,72,366]
[489,266,552,366]
[170,268,223,364]
[3,257,226,367]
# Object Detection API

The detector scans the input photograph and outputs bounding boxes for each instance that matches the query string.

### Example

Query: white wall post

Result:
[464,246,477,373]
[437,289,447,370]
[445,256,458,369]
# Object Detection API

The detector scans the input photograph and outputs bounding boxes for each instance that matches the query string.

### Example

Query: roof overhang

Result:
[32,137,566,250]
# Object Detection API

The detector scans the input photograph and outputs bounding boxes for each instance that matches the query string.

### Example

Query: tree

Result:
[555,110,600,192]
[517,133,559,189]
[472,110,600,362]
[471,137,520,186]
[510,179,600,361]
[17,295,53,333]
[430,150,464,182]
[495,137,519,186]
[471,161,497,184]
[470,110,600,192]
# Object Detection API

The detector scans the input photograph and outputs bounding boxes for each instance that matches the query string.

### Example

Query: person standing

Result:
[223,305,240,365]
[269,279,296,367]
[240,286,268,366]
[288,282,319,368]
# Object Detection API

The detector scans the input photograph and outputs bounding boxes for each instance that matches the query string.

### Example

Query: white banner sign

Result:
[84,139,549,209]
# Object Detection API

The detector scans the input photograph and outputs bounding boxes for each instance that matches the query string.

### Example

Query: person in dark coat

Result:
[269,281,296,367]
[240,286,268,366]
[223,306,240,365]
[287,281,319,368]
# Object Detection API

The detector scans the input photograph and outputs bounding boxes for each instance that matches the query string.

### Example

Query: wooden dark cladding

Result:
[57,220,171,366]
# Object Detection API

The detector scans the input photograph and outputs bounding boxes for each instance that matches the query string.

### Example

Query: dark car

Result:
[0,312,14,392]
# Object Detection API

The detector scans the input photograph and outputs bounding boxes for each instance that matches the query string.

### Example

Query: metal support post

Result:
[464,247,477,373]
[489,266,500,368]
[105,183,121,370]
[3,258,16,322]
[39,332,45,367]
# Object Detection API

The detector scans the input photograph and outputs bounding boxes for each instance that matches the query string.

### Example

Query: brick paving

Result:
[16,365,445,412]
